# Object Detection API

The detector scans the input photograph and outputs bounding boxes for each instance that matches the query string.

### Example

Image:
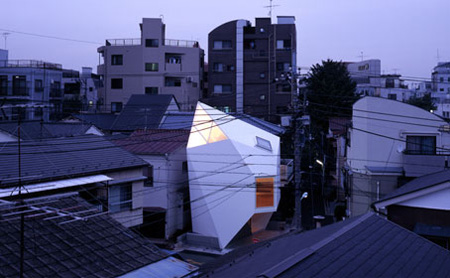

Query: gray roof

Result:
[0,194,166,277]
[0,121,94,140]
[111,95,177,131]
[159,112,194,130]
[199,213,450,278]
[71,113,118,130]
[233,113,285,136]
[373,169,450,205]
[0,134,148,187]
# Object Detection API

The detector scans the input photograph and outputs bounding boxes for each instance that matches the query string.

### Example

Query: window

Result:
[165,77,182,87]
[276,83,291,92]
[256,177,274,208]
[0,75,7,95]
[34,79,43,92]
[387,94,397,100]
[182,161,188,173]
[111,102,123,113]
[213,84,232,93]
[12,75,27,96]
[276,39,291,50]
[227,65,235,71]
[276,62,291,72]
[143,166,154,187]
[244,39,256,49]
[213,40,232,49]
[145,87,158,95]
[440,77,444,82]
[145,63,159,72]
[111,78,123,89]
[260,73,266,79]
[89,87,93,92]
[166,54,181,64]
[406,135,436,155]
[34,107,43,118]
[256,136,272,151]
[109,183,132,212]
[145,39,159,47]
[111,55,123,65]
[213,63,224,72]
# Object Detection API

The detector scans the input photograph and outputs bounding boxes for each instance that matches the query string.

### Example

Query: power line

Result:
[0,28,102,45]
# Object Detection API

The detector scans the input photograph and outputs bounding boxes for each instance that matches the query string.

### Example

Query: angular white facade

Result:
[187,103,280,249]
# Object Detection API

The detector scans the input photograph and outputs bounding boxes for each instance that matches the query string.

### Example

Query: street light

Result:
[301,192,308,201]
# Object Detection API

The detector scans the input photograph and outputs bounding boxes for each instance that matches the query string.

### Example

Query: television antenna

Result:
[2,32,10,49]
[264,0,280,20]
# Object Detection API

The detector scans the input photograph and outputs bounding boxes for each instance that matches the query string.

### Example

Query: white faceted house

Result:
[187,102,281,249]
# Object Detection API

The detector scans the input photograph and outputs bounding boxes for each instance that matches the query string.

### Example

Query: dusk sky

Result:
[1,0,449,80]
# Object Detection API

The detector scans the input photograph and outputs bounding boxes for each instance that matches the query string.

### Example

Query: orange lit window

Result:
[256,177,274,208]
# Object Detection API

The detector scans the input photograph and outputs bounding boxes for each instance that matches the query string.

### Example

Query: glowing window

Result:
[256,177,274,208]
[187,105,228,148]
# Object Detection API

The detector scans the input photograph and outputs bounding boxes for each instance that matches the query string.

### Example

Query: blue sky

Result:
[1,0,449,79]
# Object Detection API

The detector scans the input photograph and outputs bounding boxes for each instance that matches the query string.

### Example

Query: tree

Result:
[407,93,436,112]
[306,59,358,133]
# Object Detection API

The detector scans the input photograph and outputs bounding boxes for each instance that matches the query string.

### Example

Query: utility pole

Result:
[17,108,24,278]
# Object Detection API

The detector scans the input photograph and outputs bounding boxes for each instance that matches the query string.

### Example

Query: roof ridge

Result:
[259,213,374,278]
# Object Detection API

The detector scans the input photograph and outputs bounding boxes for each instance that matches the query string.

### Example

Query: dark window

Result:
[276,106,289,114]
[111,102,123,113]
[34,107,43,117]
[388,94,397,100]
[440,77,444,82]
[244,39,256,49]
[213,40,232,49]
[145,39,159,47]
[277,39,291,50]
[165,77,182,87]
[276,83,291,92]
[109,183,132,212]
[165,54,181,64]
[276,62,291,72]
[406,135,436,155]
[143,166,154,187]
[111,78,123,89]
[145,63,159,72]
[213,63,224,72]
[111,55,123,65]
[13,75,27,96]
[182,161,188,173]
[227,65,235,71]
[35,79,44,92]
[213,84,232,93]
[89,87,93,92]
[145,87,158,95]
[386,78,395,88]
[0,75,7,95]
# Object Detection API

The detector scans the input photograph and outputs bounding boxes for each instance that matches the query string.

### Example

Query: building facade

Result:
[202,16,297,123]
[97,18,204,113]
[0,49,63,121]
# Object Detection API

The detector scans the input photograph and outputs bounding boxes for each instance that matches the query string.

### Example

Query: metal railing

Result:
[0,60,62,70]
[106,38,141,46]
[164,39,199,48]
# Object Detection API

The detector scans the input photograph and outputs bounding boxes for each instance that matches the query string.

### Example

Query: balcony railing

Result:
[0,60,62,70]
[164,39,199,48]
[106,38,141,46]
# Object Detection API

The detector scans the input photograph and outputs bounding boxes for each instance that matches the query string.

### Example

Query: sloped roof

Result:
[199,213,450,278]
[114,129,189,155]
[111,95,177,131]
[0,121,95,140]
[71,113,118,130]
[232,113,285,136]
[159,112,194,130]
[0,135,148,187]
[0,194,166,277]
[373,169,450,206]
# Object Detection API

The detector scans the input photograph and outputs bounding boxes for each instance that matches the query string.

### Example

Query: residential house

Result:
[346,96,450,216]
[0,193,198,277]
[0,134,150,228]
[97,18,204,113]
[197,212,450,277]
[373,169,450,249]
[0,49,63,121]
[202,16,297,123]
[114,129,191,241]
[185,102,281,249]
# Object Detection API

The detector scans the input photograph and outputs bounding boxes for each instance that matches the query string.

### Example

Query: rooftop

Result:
[0,59,62,70]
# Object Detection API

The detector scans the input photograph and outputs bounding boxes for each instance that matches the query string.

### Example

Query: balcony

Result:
[403,153,448,177]
[164,39,199,48]
[280,159,294,185]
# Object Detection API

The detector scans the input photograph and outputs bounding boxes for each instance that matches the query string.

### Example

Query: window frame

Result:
[145,63,159,72]
[256,177,274,208]
[405,135,437,155]
[145,39,159,47]
[111,78,123,89]
[108,183,132,212]
[111,54,123,66]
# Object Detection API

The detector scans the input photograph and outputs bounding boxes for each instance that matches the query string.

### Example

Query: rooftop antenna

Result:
[436,49,441,63]
[357,51,368,61]
[264,0,280,21]
[2,32,10,49]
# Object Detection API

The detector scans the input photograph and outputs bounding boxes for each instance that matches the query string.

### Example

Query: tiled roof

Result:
[199,213,450,278]
[114,129,189,155]
[0,121,94,140]
[111,95,177,131]
[0,194,166,277]
[0,134,148,187]
[374,169,450,205]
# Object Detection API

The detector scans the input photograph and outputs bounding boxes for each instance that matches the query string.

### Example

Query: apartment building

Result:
[97,18,204,113]
[0,49,63,121]
[202,16,297,123]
